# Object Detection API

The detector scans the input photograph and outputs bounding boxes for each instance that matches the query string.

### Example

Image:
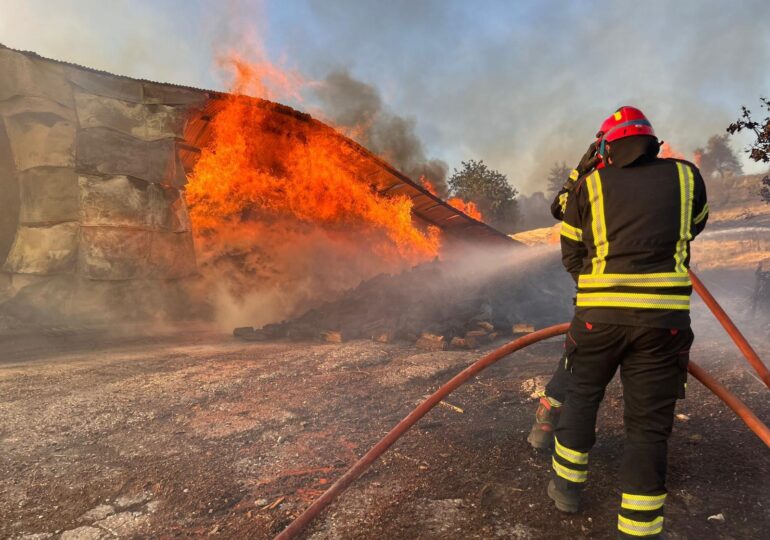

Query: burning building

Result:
[0,44,513,327]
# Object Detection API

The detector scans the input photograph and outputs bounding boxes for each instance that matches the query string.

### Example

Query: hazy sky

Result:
[2,0,769,193]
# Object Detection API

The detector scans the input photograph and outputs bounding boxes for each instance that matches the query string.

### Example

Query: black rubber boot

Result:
[547,478,580,514]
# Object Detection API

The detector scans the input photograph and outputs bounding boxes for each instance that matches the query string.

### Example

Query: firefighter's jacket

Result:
[560,158,708,328]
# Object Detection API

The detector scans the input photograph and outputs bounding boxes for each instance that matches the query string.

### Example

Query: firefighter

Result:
[527,142,602,450]
[546,106,708,540]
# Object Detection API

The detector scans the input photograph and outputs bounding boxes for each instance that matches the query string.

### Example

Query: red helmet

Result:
[597,106,656,157]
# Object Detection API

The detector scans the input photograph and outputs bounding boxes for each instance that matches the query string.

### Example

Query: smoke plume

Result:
[314,69,449,196]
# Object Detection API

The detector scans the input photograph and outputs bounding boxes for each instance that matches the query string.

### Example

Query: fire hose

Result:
[276,275,770,540]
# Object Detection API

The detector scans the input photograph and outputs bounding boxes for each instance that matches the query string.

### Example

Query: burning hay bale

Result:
[234,249,574,347]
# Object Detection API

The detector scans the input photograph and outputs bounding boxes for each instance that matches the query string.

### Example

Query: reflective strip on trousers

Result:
[576,292,690,310]
[618,515,664,537]
[674,162,694,273]
[621,492,667,512]
[552,456,587,483]
[555,437,588,465]
[578,272,691,289]
[586,171,608,274]
[560,221,582,242]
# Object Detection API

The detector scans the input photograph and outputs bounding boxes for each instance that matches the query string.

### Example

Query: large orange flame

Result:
[186,57,441,263]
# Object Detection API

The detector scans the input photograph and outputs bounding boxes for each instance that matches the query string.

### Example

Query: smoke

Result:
[313,69,449,196]
[301,0,770,194]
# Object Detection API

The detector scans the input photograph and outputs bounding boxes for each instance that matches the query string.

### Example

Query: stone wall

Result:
[0,45,205,321]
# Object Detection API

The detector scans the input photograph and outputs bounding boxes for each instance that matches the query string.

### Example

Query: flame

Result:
[419,176,483,221]
[186,56,441,263]
[447,198,483,221]
[659,142,685,159]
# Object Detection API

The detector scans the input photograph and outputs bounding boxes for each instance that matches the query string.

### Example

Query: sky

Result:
[2,0,769,194]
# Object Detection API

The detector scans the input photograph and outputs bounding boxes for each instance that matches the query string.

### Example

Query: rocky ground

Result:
[1,308,768,539]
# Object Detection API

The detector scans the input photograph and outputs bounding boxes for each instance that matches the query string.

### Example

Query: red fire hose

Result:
[275,320,770,540]
[689,270,770,389]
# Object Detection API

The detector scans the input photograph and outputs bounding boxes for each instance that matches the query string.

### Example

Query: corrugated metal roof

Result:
[2,43,515,244]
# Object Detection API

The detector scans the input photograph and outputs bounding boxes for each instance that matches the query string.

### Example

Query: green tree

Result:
[448,159,519,231]
[694,134,743,180]
[546,161,571,199]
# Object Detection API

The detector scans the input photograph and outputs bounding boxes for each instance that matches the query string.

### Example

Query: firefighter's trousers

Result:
[552,316,693,538]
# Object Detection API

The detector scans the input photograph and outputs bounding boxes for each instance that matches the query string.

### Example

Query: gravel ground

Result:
[0,319,768,539]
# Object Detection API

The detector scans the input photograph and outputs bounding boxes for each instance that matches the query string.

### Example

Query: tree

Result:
[546,161,571,199]
[694,134,743,180]
[727,98,770,204]
[727,97,770,164]
[448,160,519,231]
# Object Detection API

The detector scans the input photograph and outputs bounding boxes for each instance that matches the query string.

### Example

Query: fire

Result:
[447,198,483,221]
[419,176,483,222]
[186,56,441,263]
[659,142,685,159]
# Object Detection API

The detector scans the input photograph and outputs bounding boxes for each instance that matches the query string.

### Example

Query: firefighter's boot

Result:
[547,478,581,514]
[527,394,561,449]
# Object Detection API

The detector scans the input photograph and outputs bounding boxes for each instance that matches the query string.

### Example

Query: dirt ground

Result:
[1,313,768,540]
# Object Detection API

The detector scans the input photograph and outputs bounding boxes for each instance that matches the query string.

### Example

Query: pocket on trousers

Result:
[676,329,694,399]
[564,331,578,373]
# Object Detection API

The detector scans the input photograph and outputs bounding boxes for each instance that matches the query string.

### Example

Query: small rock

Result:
[78,504,115,522]
[60,527,110,540]
[321,331,343,343]
[512,323,535,334]
[114,492,152,509]
[707,513,725,523]
[415,333,446,351]
[476,321,495,332]
[676,413,690,421]
[255,498,269,506]
[93,511,150,536]
[145,500,160,514]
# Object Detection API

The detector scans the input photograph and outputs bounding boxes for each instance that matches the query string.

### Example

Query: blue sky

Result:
[2,0,769,192]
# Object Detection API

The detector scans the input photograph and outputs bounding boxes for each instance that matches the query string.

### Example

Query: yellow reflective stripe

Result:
[693,202,709,224]
[621,493,667,511]
[576,292,690,310]
[555,437,588,465]
[586,171,608,274]
[617,515,664,536]
[552,456,587,483]
[560,221,582,242]
[559,192,569,213]
[674,163,694,273]
[569,168,579,181]
[578,272,691,288]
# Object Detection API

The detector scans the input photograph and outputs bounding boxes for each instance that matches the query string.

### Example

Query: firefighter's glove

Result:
[576,141,599,175]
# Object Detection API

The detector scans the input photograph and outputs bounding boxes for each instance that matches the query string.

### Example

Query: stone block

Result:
[79,227,196,280]
[19,167,79,224]
[76,128,187,186]
[0,95,76,122]
[79,175,190,231]
[79,227,151,280]
[3,112,76,171]
[74,91,187,140]
[0,47,74,107]
[148,231,197,278]
[2,223,78,274]
[142,82,208,105]
[66,66,143,103]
